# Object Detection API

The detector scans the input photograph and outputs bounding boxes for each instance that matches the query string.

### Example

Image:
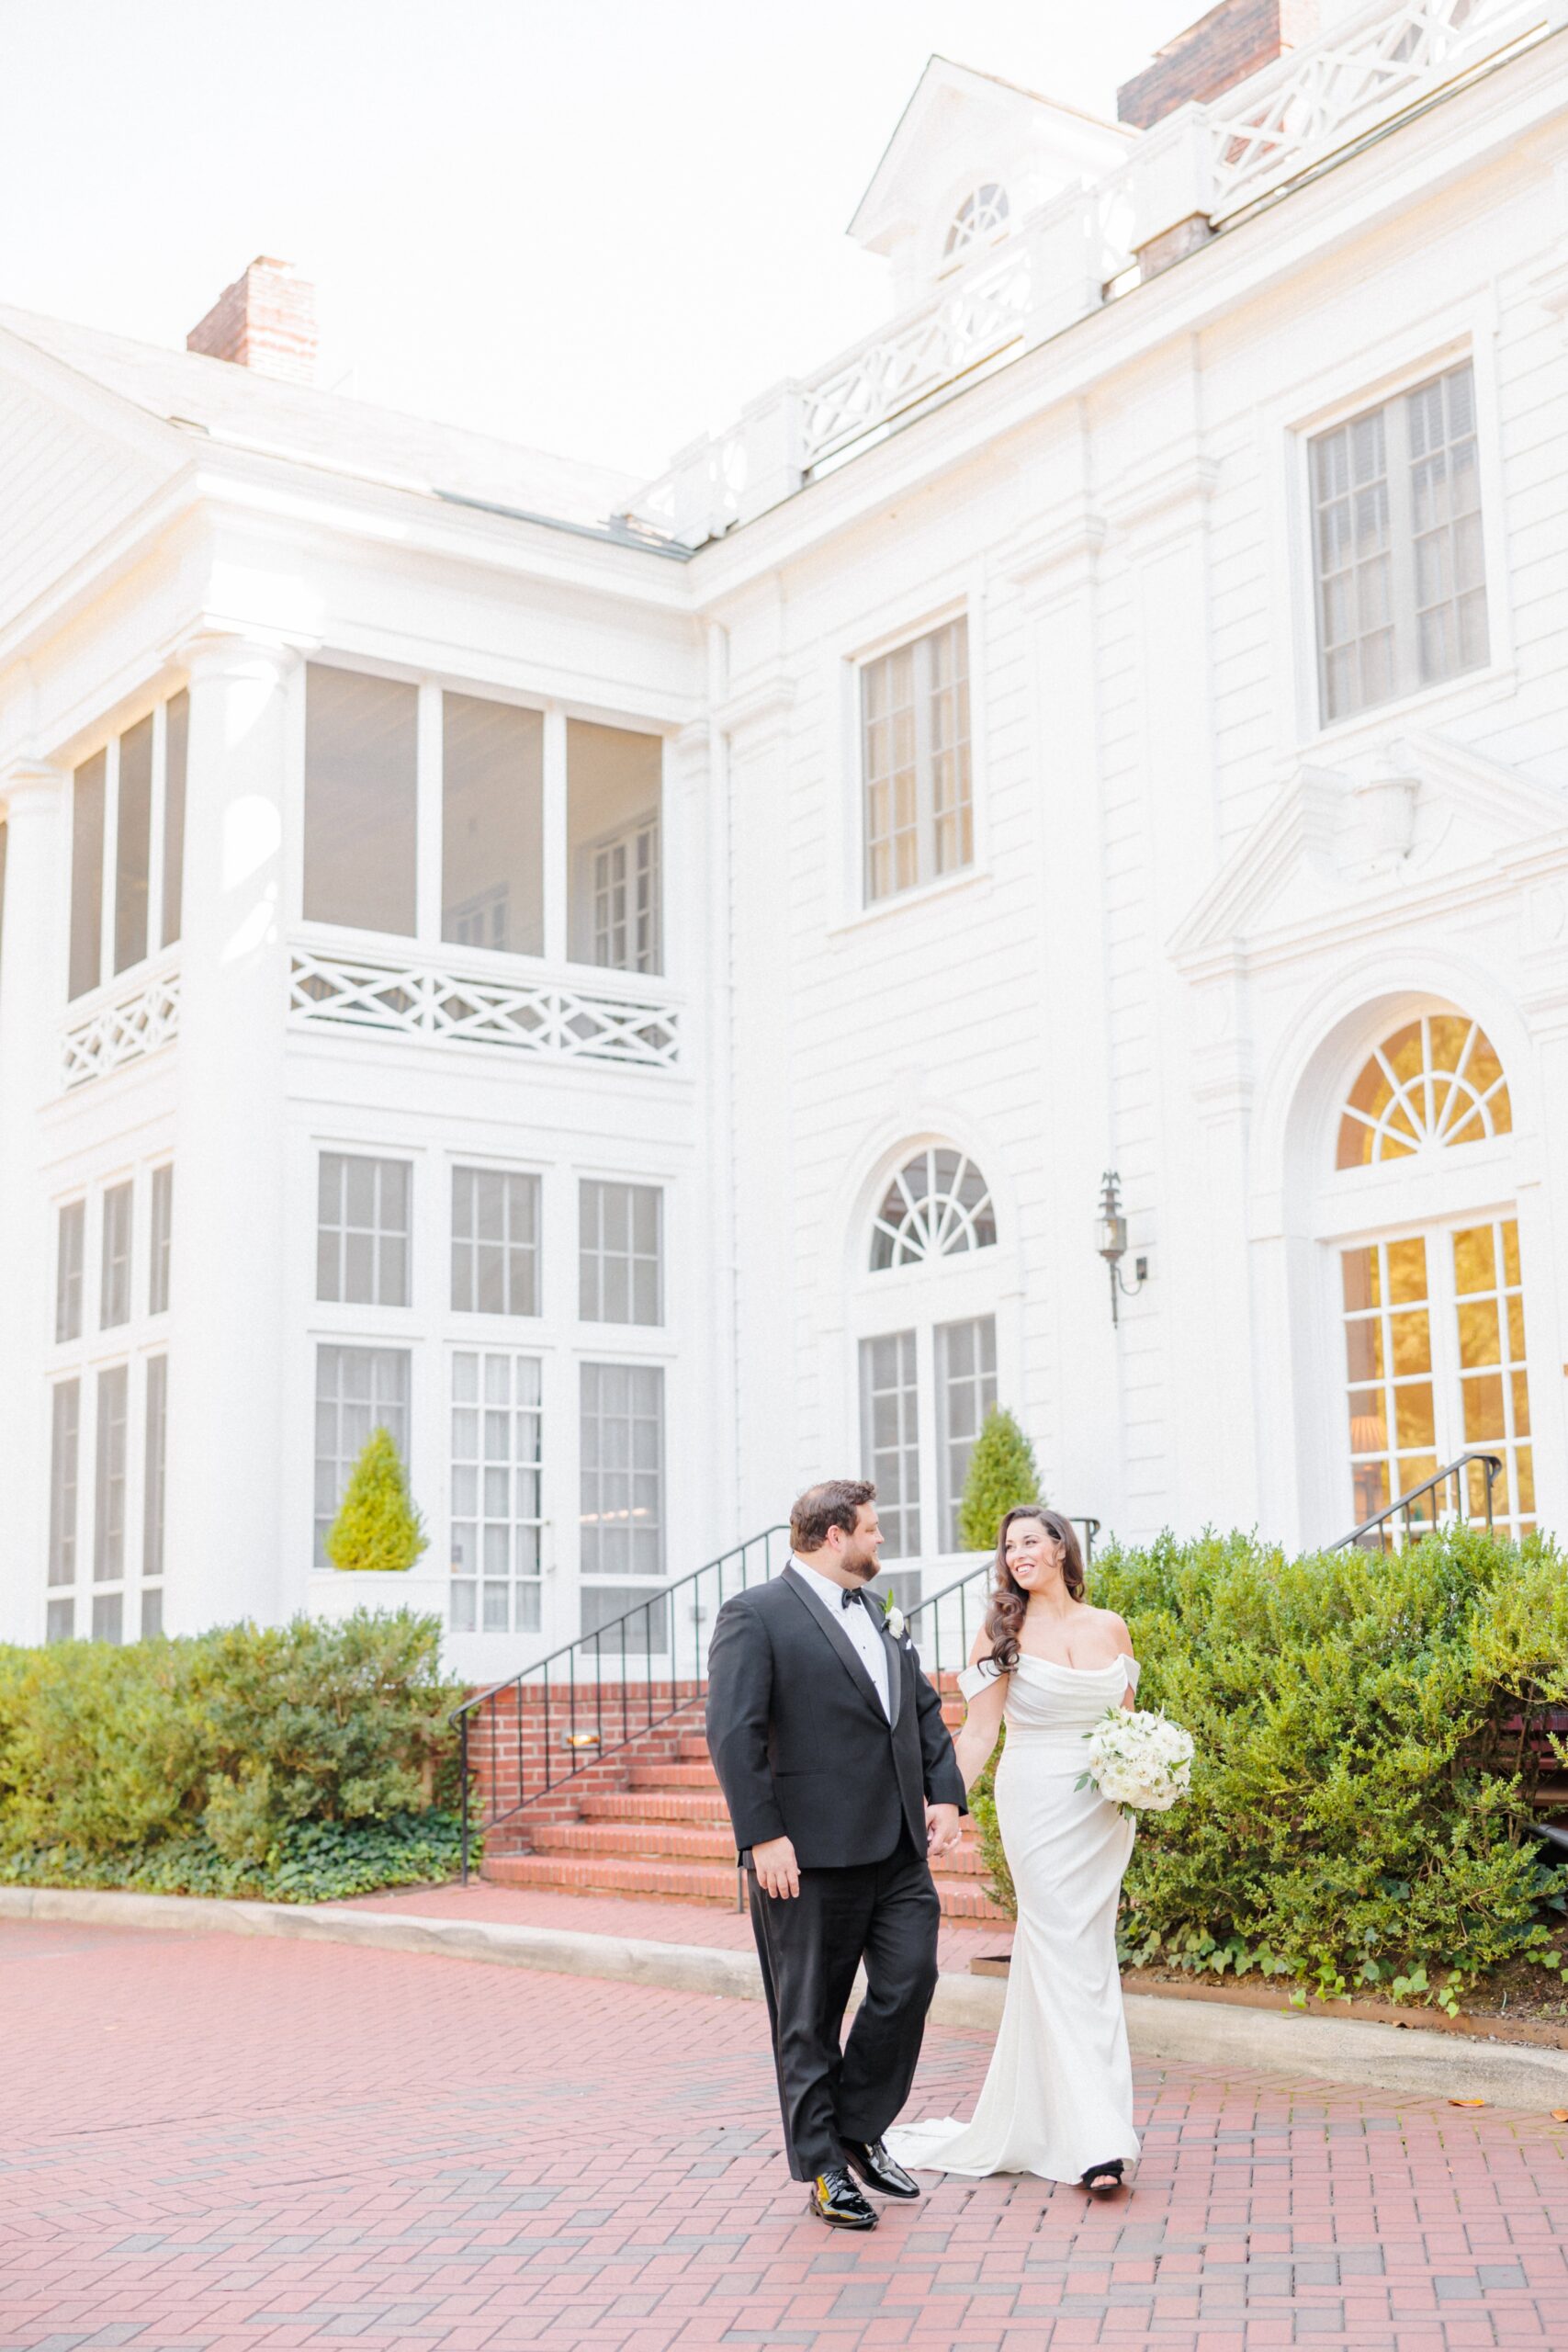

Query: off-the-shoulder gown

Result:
[886,1653,1142,2184]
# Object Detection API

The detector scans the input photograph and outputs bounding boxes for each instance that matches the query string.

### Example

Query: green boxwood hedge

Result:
[971,1526,1568,2009]
[0,1610,469,1902]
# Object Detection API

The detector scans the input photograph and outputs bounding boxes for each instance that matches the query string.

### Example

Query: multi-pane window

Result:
[862,618,971,904]
[871,1148,996,1271]
[143,1354,167,1634]
[567,721,663,974]
[1453,1218,1532,1533]
[449,1351,543,1634]
[303,666,418,936]
[313,1344,411,1564]
[1337,1014,1509,1168]
[149,1165,174,1316]
[451,1167,539,1317]
[1312,361,1487,725]
[66,695,187,1001]
[94,1366,129,1621]
[580,1182,662,1325]
[860,1331,920,1559]
[1341,1219,1534,1540]
[55,1201,85,1342]
[592,822,660,974]
[442,695,545,956]
[99,1182,132,1329]
[580,1363,665,1637]
[936,1316,998,1551]
[317,1153,412,1307]
[47,1378,80,1636]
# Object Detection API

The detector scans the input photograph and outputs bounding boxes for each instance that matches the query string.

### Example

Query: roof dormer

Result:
[849,55,1134,308]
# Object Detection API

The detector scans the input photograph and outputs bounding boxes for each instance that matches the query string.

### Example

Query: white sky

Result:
[0,0,1190,482]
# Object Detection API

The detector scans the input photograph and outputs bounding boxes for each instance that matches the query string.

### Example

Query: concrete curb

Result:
[6,1883,1568,2110]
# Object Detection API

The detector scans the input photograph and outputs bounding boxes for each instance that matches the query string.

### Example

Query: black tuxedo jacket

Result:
[705,1566,968,1870]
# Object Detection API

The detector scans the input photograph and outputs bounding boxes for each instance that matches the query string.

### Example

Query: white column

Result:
[164,632,296,1632]
[0,765,68,1644]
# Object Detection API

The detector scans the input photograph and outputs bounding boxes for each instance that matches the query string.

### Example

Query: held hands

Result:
[751,1834,801,1899]
[925,1802,962,1860]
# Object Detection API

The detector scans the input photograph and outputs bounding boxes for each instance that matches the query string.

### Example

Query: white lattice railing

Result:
[800,237,1043,472]
[618,0,1551,547]
[288,945,682,1069]
[1208,0,1549,216]
[62,963,181,1088]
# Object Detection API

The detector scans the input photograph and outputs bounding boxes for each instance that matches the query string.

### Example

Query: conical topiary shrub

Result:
[326,1427,429,1573]
[956,1405,1042,1555]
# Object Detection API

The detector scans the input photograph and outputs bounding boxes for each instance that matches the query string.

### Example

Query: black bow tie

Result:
[841,1586,872,1612]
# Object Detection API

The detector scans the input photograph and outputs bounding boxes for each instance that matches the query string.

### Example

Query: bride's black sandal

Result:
[1080,2160,1124,2195]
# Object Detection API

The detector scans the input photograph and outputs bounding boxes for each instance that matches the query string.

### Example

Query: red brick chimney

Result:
[1117,0,1320,130]
[186,257,318,385]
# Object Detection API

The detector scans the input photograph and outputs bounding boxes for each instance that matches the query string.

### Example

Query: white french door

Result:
[1339,1213,1533,1537]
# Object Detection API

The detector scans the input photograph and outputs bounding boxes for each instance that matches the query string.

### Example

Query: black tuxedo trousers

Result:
[705,1568,967,2179]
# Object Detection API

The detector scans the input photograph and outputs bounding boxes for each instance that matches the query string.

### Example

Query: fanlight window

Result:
[1337,1013,1511,1170]
[942,184,1010,261]
[871,1148,996,1271]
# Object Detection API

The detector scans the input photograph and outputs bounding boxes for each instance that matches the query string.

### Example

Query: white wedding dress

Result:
[886,1653,1143,2185]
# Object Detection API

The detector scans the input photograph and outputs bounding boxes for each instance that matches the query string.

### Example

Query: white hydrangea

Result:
[1081,1706,1194,1815]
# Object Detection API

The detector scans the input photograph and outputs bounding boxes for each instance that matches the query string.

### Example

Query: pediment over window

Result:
[848,56,1131,306]
[1169,732,1568,970]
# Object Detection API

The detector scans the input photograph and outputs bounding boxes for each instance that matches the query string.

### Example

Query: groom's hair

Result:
[791,1479,875,1554]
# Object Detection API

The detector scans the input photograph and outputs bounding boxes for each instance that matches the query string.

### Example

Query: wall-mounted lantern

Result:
[1096,1169,1148,1326]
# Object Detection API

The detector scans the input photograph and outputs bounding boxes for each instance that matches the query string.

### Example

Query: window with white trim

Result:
[860,1330,920,1560]
[936,1315,998,1551]
[567,720,663,975]
[149,1165,174,1317]
[47,1378,80,1640]
[142,1354,167,1636]
[66,692,187,1002]
[943,183,1009,262]
[862,618,971,905]
[313,1344,411,1565]
[1311,361,1488,724]
[451,1166,539,1317]
[303,667,419,937]
[870,1148,995,1271]
[580,1181,662,1325]
[99,1182,132,1330]
[580,1362,665,1640]
[55,1201,85,1343]
[92,1363,129,1643]
[317,1153,412,1307]
[449,1351,543,1634]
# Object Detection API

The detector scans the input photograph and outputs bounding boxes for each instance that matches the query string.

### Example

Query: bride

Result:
[886,1505,1142,2193]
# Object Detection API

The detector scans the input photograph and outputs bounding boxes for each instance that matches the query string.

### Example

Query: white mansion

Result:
[2,0,1566,1671]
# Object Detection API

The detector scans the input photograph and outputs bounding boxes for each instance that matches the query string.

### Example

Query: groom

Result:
[705,1479,967,2229]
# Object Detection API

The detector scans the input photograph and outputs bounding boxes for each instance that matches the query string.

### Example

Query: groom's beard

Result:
[841,1547,880,1584]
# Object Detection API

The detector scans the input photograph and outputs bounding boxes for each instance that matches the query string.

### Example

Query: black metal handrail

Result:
[1333,1451,1505,1554]
[902,1519,1101,1679]
[453,1523,790,1879]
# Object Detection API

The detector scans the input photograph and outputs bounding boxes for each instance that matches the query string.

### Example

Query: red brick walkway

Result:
[4,1917,1567,2351]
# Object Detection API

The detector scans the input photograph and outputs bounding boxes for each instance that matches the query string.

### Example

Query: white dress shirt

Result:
[789,1556,892,1721]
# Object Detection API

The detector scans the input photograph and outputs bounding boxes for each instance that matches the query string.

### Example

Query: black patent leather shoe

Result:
[807,2165,878,2228]
[842,2137,921,2199]
[1080,2159,1125,2195]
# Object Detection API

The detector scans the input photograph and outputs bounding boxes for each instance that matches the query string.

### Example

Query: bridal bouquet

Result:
[1079,1707,1194,1815]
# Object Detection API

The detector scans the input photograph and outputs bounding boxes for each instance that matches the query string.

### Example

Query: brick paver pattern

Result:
[3,1918,1567,2352]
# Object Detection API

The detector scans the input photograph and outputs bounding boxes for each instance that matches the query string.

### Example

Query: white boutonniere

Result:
[881,1595,906,1641]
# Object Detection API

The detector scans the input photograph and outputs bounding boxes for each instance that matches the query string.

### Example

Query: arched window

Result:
[1325,1009,1531,1537]
[870,1147,996,1271]
[942,183,1010,262]
[1336,1013,1511,1168]
[859,1146,1000,1575]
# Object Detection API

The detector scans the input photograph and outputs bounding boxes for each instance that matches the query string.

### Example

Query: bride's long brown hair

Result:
[984,1507,1087,1671]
